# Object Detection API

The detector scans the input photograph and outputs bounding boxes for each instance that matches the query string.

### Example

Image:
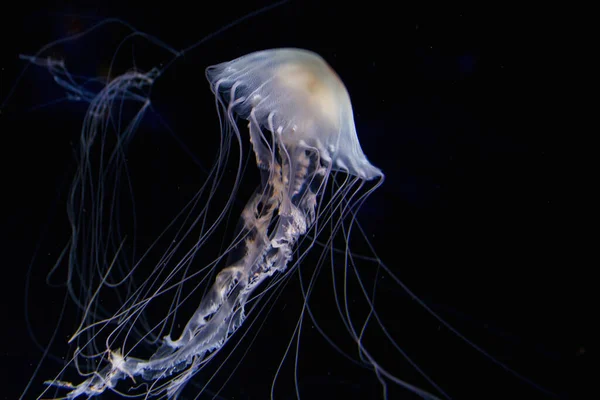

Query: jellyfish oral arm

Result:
[48,123,324,399]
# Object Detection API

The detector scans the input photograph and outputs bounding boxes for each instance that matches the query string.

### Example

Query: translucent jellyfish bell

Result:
[207,48,383,180]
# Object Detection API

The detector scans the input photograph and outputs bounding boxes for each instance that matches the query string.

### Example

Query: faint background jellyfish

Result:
[0,2,585,400]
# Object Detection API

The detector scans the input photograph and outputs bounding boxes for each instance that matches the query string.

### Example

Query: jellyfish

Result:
[27,45,384,399]
[7,10,562,400]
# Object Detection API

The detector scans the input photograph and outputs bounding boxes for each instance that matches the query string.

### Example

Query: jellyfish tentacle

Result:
[50,132,324,399]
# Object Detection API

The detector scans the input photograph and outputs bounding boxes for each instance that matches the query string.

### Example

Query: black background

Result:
[0,1,586,400]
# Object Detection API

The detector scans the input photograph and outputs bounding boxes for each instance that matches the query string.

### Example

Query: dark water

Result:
[0,2,585,399]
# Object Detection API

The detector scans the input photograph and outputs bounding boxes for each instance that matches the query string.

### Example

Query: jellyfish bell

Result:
[207,48,383,180]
